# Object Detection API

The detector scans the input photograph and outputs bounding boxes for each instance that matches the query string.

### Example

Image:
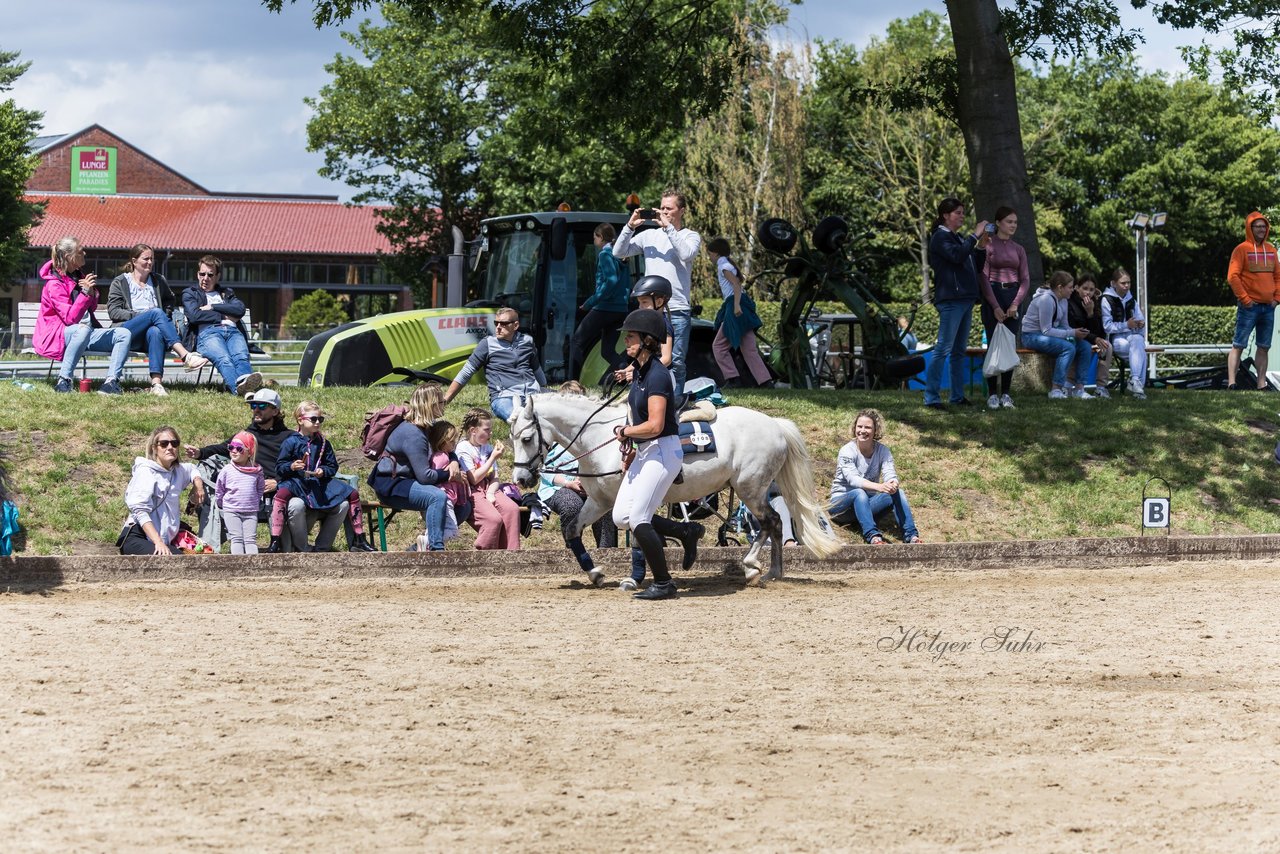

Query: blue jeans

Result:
[670,309,692,396]
[490,395,516,423]
[120,307,181,376]
[1232,301,1275,349]
[197,325,253,393]
[1024,332,1091,388]
[61,324,130,381]
[379,481,448,550]
[830,488,919,543]
[923,299,974,404]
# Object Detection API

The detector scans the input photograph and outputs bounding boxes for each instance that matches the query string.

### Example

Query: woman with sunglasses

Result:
[268,401,376,553]
[120,426,204,555]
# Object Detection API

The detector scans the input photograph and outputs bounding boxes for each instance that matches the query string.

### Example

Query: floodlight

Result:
[1129,213,1150,229]
[1150,212,1168,228]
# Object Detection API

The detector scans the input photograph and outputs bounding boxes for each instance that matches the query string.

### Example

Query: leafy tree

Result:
[805,13,969,302]
[281,289,350,337]
[0,50,42,282]
[683,11,806,299]
[1021,55,1280,303]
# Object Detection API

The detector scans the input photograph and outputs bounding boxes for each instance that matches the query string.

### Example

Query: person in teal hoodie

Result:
[570,223,631,378]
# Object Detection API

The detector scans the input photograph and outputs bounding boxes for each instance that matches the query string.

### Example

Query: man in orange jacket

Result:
[1227,211,1280,390]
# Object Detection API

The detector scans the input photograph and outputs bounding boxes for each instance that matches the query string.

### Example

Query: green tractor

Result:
[298,210,723,388]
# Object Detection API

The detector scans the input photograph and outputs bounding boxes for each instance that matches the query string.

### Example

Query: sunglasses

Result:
[156,439,180,449]
[303,415,325,424]
[248,402,272,411]
[228,442,248,453]
[495,319,517,327]
[197,272,216,278]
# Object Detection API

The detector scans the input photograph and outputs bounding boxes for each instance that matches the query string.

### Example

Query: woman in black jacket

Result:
[1066,272,1114,397]
[924,197,990,409]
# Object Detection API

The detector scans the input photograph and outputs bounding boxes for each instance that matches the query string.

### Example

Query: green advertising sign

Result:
[70,146,117,194]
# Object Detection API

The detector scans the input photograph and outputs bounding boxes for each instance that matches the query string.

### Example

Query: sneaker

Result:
[634,580,677,600]
[951,397,973,406]
[150,381,169,397]
[98,379,122,396]
[1070,386,1094,400]
[1227,383,1239,391]
[678,521,705,569]
[1048,388,1068,400]
[618,578,638,592]
[587,569,605,588]
[1129,380,1146,397]
[986,394,1000,410]
[905,535,924,544]
[235,372,264,396]
[54,377,73,393]
[1093,386,1111,399]
[1000,394,1016,408]
[183,351,210,371]
[868,535,887,545]
[417,534,431,553]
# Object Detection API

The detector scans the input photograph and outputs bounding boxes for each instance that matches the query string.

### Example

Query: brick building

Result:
[7,124,412,337]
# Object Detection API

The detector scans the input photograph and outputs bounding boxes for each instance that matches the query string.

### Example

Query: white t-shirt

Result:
[456,439,497,484]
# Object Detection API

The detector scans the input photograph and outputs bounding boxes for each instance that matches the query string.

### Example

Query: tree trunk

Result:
[946,0,1044,290]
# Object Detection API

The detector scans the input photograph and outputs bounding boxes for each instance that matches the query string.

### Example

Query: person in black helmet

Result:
[613,275,674,385]
[612,309,702,600]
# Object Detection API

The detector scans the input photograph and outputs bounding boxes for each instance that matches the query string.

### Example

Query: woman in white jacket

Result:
[1021,271,1094,400]
[119,426,205,555]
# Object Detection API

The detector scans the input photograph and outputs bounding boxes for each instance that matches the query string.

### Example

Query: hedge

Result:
[742,300,1238,369]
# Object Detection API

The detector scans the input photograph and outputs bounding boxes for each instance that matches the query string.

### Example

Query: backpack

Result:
[361,404,408,461]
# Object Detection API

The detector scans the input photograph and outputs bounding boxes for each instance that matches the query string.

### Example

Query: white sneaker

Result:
[150,381,169,397]
[1000,394,1015,409]
[1070,386,1094,400]
[1093,386,1111,399]
[1048,388,1068,400]
[987,394,1000,410]
[1130,380,1145,397]
[618,578,638,592]
[416,534,430,553]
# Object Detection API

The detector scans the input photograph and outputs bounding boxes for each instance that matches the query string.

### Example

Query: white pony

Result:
[509,393,842,585]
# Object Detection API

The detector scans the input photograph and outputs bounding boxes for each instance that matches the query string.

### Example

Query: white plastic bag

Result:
[983,323,1020,377]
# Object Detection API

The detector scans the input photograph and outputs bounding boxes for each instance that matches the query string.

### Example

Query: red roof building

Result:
[7,125,413,335]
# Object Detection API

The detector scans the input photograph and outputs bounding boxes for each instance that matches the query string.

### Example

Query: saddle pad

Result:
[677,421,717,455]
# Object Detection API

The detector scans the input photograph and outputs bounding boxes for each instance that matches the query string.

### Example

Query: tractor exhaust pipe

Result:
[446,225,465,307]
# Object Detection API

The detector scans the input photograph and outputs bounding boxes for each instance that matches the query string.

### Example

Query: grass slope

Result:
[1,380,1276,555]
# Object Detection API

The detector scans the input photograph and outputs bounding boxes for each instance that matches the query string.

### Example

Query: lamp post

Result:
[1127,211,1167,374]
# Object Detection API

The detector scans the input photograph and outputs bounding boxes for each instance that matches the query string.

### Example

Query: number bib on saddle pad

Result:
[678,421,716,455]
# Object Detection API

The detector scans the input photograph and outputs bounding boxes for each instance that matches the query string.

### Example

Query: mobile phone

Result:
[984,223,996,234]
[638,208,658,219]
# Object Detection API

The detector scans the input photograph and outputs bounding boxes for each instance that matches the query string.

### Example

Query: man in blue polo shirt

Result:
[444,307,547,421]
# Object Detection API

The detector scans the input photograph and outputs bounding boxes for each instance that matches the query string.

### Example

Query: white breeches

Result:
[613,434,683,530]
[1112,332,1147,386]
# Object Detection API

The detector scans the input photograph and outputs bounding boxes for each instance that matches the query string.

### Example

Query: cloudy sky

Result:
[5,1,1214,201]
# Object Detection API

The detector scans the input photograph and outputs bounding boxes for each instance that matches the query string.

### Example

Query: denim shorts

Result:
[1233,301,1275,349]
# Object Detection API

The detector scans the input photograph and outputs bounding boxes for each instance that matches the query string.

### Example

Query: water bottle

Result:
[981,329,988,348]
[9,371,34,391]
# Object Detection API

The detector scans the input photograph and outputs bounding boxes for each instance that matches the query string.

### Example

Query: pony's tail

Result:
[774,419,843,559]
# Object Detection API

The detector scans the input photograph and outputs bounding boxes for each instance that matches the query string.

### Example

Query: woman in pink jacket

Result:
[34,236,132,395]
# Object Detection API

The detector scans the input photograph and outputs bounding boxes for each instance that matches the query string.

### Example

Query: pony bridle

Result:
[514,394,627,481]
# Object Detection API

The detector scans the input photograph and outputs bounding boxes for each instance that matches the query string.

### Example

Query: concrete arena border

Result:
[3,535,1280,588]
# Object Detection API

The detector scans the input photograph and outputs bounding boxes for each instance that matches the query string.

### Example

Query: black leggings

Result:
[981,284,1021,396]
[118,523,181,555]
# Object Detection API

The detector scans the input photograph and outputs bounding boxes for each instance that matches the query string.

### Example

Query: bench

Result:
[964,344,1166,395]
[364,498,531,551]
[16,301,254,384]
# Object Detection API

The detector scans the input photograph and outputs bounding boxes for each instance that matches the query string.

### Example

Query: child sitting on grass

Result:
[427,420,471,543]
[268,400,376,553]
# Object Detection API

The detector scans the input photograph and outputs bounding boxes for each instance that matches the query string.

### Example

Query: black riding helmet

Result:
[620,308,668,345]
[631,275,672,301]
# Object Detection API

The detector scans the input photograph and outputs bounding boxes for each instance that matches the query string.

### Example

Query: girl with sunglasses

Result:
[119,426,204,555]
[215,431,266,554]
[268,401,376,552]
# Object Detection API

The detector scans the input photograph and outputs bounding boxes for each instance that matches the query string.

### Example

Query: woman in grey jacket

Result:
[1021,270,1093,400]
[107,243,208,395]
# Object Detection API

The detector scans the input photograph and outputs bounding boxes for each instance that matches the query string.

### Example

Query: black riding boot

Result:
[632,523,676,600]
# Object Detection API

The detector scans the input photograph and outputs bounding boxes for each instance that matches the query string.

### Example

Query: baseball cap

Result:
[244,388,282,409]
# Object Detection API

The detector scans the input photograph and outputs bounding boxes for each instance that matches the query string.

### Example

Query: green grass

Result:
[2,377,1277,554]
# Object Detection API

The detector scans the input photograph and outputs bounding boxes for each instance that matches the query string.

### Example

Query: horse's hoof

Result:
[743,554,761,571]
[744,567,762,587]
